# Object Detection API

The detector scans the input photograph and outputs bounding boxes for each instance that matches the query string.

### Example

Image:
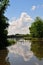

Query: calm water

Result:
[0,39,43,65]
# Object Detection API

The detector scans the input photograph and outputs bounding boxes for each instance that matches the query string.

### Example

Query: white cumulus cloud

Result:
[31,5,36,11]
[8,12,33,35]
[31,4,43,11]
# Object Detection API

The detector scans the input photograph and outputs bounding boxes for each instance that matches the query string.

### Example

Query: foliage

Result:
[29,17,43,38]
[0,0,9,49]
[8,39,16,45]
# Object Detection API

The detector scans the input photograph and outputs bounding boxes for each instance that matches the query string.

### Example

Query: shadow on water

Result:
[31,40,43,60]
[0,48,10,65]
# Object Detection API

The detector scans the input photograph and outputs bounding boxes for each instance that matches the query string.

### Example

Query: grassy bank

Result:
[8,39,16,45]
[24,37,43,41]
[24,37,31,40]
[30,38,43,41]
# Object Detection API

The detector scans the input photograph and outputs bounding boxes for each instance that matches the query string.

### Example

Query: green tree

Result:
[29,17,43,38]
[0,0,9,49]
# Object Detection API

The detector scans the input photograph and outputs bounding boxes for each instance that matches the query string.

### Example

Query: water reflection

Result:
[31,40,43,60]
[0,49,10,65]
[7,40,33,62]
[6,40,43,65]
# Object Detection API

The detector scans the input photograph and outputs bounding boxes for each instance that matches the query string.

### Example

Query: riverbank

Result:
[8,39,16,45]
[24,37,43,41]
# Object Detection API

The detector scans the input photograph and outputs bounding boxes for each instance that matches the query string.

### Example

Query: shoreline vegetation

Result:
[8,39,16,45]
[23,37,43,41]
[7,33,43,42]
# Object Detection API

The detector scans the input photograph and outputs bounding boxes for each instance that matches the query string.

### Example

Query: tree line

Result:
[29,17,43,39]
[0,0,9,49]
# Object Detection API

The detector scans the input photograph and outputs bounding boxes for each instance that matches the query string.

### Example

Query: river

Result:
[0,39,43,65]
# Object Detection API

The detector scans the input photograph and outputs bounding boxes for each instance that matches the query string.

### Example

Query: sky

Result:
[5,0,43,35]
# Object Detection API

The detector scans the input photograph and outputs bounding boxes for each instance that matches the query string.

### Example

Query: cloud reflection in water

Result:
[7,40,33,61]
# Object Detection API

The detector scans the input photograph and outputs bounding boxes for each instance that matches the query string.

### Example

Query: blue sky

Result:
[5,0,43,19]
[6,0,43,35]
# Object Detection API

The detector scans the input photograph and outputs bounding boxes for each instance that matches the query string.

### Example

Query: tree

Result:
[29,17,43,38]
[0,0,9,49]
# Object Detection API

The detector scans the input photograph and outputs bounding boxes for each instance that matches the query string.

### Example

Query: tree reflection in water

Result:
[31,40,43,60]
[0,49,10,65]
